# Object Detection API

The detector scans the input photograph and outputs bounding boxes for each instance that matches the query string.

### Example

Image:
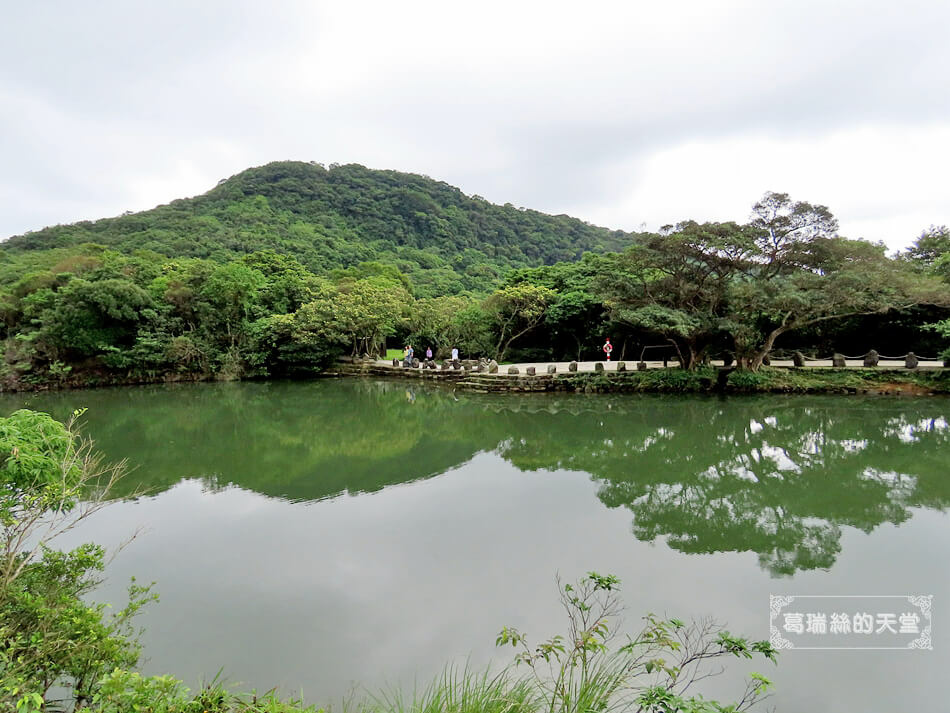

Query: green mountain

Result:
[2,161,637,296]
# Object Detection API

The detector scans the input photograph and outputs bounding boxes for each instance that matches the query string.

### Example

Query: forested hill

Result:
[3,161,637,296]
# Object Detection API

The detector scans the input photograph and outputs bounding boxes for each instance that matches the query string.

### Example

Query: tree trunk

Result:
[668,338,689,369]
[749,325,790,370]
[671,338,703,370]
[498,320,542,362]
[686,342,700,370]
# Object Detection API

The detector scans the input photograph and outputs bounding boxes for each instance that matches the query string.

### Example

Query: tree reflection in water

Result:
[493,397,949,576]
[5,381,948,576]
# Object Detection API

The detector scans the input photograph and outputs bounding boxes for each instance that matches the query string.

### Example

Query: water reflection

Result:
[5,380,949,576]
[493,401,949,575]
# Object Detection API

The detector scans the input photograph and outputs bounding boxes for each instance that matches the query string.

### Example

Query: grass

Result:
[565,367,718,393]
[725,366,950,393]
[360,667,537,713]
[559,366,950,394]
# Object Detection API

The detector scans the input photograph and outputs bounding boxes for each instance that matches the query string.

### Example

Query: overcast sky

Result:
[2,1,948,250]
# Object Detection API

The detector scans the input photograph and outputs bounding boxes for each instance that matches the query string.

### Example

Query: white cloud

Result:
[1,0,948,249]
[577,125,950,248]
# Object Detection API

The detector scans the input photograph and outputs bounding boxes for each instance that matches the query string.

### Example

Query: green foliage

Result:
[0,409,92,583]
[33,277,156,358]
[450,304,496,358]
[930,318,950,361]
[613,304,702,340]
[0,177,946,385]
[0,249,412,385]
[724,366,950,393]
[597,195,950,371]
[0,162,645,385]
[90,671,323,712]
[567,368,716,393]
[483,284,555,361]
[505,255,611,360]
[0,410,153,710]
[294,279,411,356]
[1,546,156,708]
[92,670,190,712]
[363,667,536,713]
[562,366,950,394]
[903,225,950,275]
[596,222,757,369]
[408,296,475,357]
[5,162,635,299]
[496,572,777,713]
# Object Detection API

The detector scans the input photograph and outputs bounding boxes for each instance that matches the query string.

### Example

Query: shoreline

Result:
[330,360,950,396]
[1,359,947,396]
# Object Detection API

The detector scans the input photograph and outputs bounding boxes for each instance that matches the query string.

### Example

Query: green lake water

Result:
[4,379,949,711]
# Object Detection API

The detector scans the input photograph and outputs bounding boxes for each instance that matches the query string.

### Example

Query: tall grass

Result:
[352,658,637,713]
[357,667,538,713]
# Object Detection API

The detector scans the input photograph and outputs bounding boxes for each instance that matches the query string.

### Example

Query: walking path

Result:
[378,358,945,371]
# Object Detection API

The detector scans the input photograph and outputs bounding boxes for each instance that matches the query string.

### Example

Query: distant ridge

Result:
[3,161,641,296]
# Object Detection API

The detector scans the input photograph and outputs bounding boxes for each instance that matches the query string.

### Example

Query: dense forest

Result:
[4,162,636,298]
[0,161,948,389]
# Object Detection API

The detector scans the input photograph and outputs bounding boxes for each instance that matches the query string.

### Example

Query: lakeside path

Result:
[345,358,950,394]
[377,358,946,371]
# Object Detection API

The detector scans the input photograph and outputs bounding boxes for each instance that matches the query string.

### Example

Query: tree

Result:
[408,295,477,357]
[35,278,156,359]
[903,226,950,290]
[748,191,838,280]
[482,284,555,361]
[249,313,338,375]
[0,409,155,710]
[545,289,606,361]
[241,251,318,315]
[598,194,950,370]
[199,262,266,349]
[931,318,950,362]
[0,409,125,591]
[596,222,755,369]
[903,225,950,268]
[506,256,611,360]
[726,238,950,369]
[450,304,496,357]
[294,279,411,356]
[330,261,414,295]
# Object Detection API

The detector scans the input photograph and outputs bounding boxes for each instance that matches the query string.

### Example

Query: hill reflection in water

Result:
[5,379,948,577]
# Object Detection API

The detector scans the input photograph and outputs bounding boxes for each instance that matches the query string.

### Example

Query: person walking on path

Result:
[451,347,459,361]
[602,338,613,362]
[425,346,433,360]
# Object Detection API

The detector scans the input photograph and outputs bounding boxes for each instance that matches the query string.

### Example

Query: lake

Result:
[4,379,948,711]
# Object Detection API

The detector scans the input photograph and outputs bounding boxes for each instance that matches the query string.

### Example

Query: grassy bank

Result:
[5,362,947,396]
[561,366,950,395]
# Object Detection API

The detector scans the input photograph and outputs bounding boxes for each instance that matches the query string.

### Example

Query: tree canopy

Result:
[596,194,950,369]
[3,161,639,299]
[0,174,947,385]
